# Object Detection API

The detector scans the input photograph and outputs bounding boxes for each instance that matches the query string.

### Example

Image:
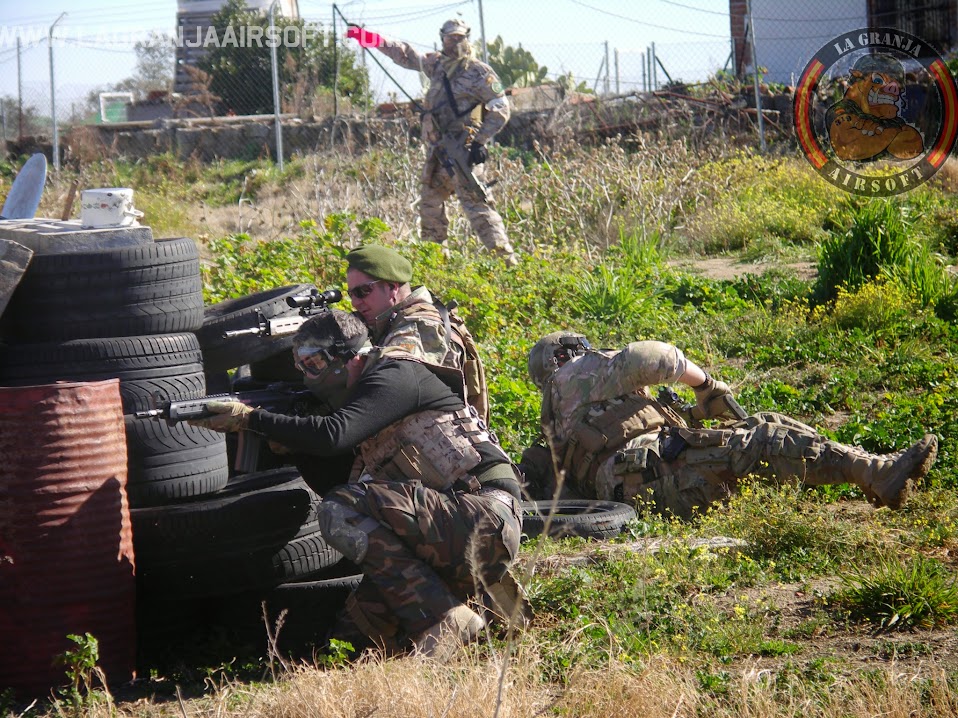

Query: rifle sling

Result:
[441,70,479,120]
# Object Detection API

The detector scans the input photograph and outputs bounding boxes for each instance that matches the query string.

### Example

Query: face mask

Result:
[304,362,352,413]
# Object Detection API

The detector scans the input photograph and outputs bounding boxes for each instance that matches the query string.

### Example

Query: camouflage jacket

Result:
[544,341,690,454]
[369,286,490,423]
[377,40,510,145]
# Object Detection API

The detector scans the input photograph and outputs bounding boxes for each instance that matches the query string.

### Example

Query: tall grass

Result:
[815,199,915,303]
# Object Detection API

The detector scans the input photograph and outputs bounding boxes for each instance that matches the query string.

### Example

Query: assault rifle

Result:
[222,288,343,339]
[135,383,319,473]
[437,132,491,203]
[657,386,748,428]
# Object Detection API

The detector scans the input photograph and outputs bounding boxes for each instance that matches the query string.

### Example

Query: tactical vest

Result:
[382,293,490,424]
[423,64,484,142]
[359,406,496,491]
[560,389,687,492]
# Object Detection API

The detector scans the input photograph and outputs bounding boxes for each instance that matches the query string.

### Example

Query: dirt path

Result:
[669,257,818,282]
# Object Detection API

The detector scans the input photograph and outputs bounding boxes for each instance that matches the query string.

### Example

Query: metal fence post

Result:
[333,3,340,120]
[614,48,620,94]
[746,0,767,152]
[604,41,610,94]
[478,0,489,64]
[16,37,22,140]
[651,42,657,91]
[49,12,66,171]
[269,1,284,171]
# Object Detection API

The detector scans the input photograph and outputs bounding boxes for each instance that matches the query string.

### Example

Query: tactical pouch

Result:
[386,444,449,489]
[564,394,676,486]
[611,446,660,505]
[660,430,689,462]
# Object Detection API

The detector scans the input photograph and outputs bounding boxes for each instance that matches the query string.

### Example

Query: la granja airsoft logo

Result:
[794,28,958,196]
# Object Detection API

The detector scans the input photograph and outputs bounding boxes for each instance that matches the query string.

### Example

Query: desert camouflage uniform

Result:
[375,39,515,258]
[535,342,902,519]
[369,286,490,422]
[319,355,521,652]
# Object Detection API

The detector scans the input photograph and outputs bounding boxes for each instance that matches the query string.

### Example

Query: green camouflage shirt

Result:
[545,341,688,447]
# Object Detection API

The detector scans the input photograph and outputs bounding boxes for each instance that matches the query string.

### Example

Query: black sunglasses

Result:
[347,280,384,300]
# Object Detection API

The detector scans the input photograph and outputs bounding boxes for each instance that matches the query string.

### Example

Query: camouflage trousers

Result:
[319,479,521,652]
[594,412,838,519]
[420,156,514,256]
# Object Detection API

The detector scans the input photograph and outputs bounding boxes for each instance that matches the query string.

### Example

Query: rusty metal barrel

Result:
[0,379,136,697]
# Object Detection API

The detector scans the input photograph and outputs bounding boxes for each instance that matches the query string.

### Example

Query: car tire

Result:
[519,500,637,541]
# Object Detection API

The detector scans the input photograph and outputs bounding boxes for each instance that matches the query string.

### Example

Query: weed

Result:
[815,199,917,303]
[53,633,112,714]
[828,553,958,630]
[575,265,657,322]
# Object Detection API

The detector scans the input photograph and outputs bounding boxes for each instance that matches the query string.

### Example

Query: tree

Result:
[130,33,175,95]
[0,94,48,137]
[198,0,368,116]
[79,34,175,122]
[485,36,549,88]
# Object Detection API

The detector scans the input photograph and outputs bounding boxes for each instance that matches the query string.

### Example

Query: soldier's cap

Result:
[345,244,413,284]
[440,18,470,37]
[850,53,905,83]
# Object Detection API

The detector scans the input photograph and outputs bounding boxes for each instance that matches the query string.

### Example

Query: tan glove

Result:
[187,400,253,433]
[692,374,733,420]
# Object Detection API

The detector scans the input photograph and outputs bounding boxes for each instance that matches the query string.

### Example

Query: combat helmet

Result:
[527,332,591,389]
[440,18,470,37]
[850,53,905,85]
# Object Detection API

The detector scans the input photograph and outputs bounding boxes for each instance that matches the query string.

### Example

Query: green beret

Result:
[345,245,413,283]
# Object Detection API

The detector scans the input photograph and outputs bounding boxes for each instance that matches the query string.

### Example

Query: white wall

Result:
[749,0,867,86]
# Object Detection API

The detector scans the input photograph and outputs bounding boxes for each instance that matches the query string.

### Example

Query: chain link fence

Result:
[9,3,853,167]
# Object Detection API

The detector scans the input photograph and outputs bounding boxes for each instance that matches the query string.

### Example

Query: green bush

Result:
[828,553,958,630]
[815,199,916,303]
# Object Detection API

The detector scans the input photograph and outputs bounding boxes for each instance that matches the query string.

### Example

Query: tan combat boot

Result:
[484,571,532,629]
[412,603,485,661]
[832,434,938,509]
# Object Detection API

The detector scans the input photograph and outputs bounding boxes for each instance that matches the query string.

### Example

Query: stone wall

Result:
[62,116,417,163]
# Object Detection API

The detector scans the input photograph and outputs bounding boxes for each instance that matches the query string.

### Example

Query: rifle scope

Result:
[287,288,343,309]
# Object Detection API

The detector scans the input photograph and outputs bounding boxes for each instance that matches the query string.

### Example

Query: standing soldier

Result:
[346,19,518,266]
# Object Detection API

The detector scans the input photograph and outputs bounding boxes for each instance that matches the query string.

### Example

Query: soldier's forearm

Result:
[377,40,428,72]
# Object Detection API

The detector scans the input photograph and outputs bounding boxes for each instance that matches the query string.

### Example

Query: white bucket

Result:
[80,188,145,229]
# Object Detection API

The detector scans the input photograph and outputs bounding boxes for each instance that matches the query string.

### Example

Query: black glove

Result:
[468,141,489,166]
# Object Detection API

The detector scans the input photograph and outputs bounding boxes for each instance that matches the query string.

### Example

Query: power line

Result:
[333,1,471,26]
[567,0,730,39]
[6,2,172,26]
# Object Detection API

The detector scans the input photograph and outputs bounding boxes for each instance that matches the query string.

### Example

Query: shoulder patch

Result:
[491,80,504,94]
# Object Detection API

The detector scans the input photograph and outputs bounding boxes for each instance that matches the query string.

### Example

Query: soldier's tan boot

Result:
[833,434,938,509]
[484,571,532,629]
[412,604,485,661]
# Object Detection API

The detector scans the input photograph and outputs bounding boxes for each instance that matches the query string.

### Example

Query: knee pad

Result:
[318,500,379,564]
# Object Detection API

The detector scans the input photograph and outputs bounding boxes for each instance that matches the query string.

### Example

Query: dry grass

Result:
[62,648,958,718]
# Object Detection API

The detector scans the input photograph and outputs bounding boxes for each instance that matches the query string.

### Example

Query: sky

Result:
[0,0,737,117]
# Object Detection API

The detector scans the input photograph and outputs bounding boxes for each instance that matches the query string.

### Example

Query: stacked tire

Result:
[0,244,343,609]
[0,238,229,508]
